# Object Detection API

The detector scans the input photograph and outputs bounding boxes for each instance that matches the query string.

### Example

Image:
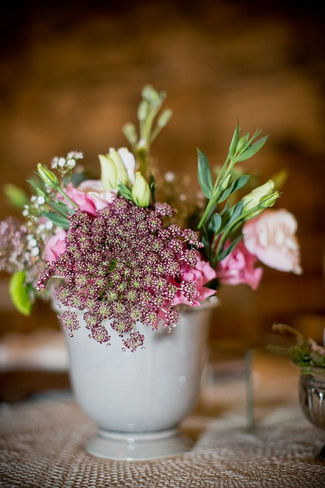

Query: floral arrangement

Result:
[0,85,302,351]
[272,324,325,374]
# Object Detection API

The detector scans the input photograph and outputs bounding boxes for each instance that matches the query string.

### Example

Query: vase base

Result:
[86,427,193,461]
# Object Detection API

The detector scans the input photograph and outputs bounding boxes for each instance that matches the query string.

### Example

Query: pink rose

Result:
[172,250,217,307]
[62,181,117,215]
[63,183,97,215]
[243,209,302,274]
[45,229,66,263]
[215,241,263,290]
[77,180,117,210]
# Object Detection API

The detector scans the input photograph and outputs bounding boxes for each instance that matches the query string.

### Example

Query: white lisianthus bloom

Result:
[98,148,136,190]
[242,180,275,212]
[116,147,135,185]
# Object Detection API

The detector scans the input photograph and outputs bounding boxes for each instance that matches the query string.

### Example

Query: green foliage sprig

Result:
[196,123,279,266]
[271,324,325,375]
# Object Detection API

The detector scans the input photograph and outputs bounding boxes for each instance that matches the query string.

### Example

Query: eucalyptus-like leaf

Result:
[228,201,244,225]
[41,211,70,229]
[197,149,213,199]
[148,172,156,191]
[210,213,222,233]
[229,122,240,157]
[233,174,250,192]
[220,174,251,203]
[217,236,242,261]
[201,234,211,261]
[117,182,134,201]
[27,178,47,197]
[221,200,230,216]
[49,200,75,217]
[236,135,268,162]
[148,172,156,203]
[219,180,236,203]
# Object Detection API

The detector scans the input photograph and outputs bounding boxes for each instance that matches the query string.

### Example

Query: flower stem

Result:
[57,188,79,209]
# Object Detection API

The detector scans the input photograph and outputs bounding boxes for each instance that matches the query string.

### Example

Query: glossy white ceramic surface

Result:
[57,302,215,459]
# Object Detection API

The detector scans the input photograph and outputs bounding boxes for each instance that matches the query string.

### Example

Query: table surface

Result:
[0,351,324,488]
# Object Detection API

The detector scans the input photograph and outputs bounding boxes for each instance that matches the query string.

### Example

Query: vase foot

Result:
[86,427,193,460]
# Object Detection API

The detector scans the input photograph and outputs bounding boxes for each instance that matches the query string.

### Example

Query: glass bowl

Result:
[299,370,325,460]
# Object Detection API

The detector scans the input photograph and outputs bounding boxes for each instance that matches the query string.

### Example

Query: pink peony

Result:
[215,241,263,290]
[243,209,302,274]
[45,229,66,263]
[172,250,217,307]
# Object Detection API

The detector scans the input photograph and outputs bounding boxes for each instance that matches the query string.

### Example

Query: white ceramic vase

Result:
[57,301,215,460]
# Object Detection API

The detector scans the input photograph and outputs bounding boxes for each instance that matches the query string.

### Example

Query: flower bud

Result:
[132,172,151,207]
[259,191,280,208]
[157,109,173,128]
[142,85,163,105]
[138,100,149,121]
[219,174,231,191]
[108,149,128,186]
[122,123,138,145]
[242,180,275,212]
[37,164,59,188]
[236,134,249,154]
[98,155,117,190]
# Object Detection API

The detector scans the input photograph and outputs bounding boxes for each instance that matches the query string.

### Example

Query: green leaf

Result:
[217,236,242,261]
[233,174,250,192]
[148,172,156,203]
[210,213,222,233]
[218,175,250,204]
[236,135,268,162]
[197,149,213,199]
[9,271,32,316]
[201,233,211,261]
[41,211,70,229]
[27,178,47,198]
[148,172,156,191]
[228,201,244,224]
[49,200,75,217]
[229,122,240,157]
[221,200,230,216]
[117,183,133,201]
[219,181,236,203]
[3,184,29,208]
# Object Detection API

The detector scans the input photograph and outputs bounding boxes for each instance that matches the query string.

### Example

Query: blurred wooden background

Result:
[0,0,325,346]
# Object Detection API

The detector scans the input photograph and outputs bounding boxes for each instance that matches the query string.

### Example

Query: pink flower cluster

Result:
[39,197,216,350]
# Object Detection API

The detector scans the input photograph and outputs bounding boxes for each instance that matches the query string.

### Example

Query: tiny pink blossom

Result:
[215,241,263,290]
[243,209,302,274]
[45,229,66,263]
[172,250,217,306]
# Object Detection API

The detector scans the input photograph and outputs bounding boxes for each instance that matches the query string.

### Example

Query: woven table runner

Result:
[0,393,324,488]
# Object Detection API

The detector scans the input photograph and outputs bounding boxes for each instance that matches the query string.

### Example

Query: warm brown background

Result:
[1,0,325,346]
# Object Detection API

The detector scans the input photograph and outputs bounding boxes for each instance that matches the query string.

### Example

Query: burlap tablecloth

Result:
[0,390,324,488]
